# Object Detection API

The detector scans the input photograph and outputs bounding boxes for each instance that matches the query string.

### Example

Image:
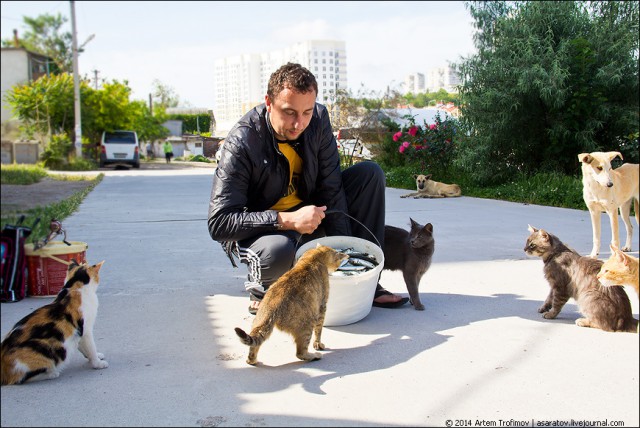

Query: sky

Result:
[0,1,477,109]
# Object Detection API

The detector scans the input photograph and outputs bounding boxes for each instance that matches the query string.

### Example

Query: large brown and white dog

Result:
[578,151,639,258]
[401,174,462,199]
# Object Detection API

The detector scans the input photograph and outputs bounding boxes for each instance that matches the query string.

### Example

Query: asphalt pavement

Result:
[1,162,638,427]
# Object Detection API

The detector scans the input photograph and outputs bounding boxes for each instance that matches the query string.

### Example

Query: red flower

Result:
[392,131,403,142]
[408,126,418,137]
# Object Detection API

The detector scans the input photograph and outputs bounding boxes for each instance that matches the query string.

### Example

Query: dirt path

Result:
[1,178,96,213]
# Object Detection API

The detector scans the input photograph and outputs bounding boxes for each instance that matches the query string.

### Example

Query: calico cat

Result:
[383,219,435,310]
[1,259,108,385]
[597,244,639,299]
[524,225,637,332]
[234,244,347,365]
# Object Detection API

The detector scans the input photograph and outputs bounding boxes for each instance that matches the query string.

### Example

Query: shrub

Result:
[40,133,74,170]
[378,112,459,178]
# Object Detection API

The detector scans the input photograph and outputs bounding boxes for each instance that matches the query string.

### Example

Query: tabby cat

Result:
[597,244,639,299]
[1,259,108,385]
[234,244,348,365]
[383,218,435,310]
[524,226,637,332]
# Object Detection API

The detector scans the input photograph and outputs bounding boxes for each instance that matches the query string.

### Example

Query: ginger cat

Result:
[234,245,348,365]
[1,260,108,385]
[597,244,639,299]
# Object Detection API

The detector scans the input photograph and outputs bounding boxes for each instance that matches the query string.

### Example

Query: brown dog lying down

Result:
[401,174,462,199]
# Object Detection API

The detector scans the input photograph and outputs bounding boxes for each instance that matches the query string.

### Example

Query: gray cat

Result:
[383,219,435,310]
[524,225,637,332]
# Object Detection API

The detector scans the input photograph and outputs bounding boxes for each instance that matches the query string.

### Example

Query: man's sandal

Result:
[248,295,261,315]
[372,286,409,309]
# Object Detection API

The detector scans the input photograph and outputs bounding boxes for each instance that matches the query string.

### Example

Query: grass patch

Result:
[384,166,586,210]
[464,172,584,210]
[1,164,49,184]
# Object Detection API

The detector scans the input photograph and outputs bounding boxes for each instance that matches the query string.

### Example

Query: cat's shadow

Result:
[234,292,581,395]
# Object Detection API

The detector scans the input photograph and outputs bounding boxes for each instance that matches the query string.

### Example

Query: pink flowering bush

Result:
[382,112,458,176]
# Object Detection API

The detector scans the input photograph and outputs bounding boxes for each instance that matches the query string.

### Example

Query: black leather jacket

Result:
[207,103,350,244]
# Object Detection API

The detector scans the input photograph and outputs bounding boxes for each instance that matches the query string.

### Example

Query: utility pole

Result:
[92,69,99,89]
[71,1,82,158]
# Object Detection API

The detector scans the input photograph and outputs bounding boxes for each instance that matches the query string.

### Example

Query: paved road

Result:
[1,165,638,427]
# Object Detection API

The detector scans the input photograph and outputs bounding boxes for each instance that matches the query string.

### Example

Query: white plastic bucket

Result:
[295,236,383,326]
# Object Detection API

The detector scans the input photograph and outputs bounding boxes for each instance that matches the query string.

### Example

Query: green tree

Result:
[1,13,79,73]
[152,79,180,109]
[6,73,76,137]
[455,1,639,184]
[6,73,168,162]
[166,113,212,135]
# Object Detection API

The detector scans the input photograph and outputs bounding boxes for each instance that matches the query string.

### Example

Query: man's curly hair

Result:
[267,62,318,101]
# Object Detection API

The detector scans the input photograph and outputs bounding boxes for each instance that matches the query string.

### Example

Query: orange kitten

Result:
[597,245,639,299]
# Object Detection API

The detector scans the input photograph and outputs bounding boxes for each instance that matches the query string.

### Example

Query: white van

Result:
[99,130,140,168]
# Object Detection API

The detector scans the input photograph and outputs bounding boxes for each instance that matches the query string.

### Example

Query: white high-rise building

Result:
[214,40,347,134]
[213,54,263,129]
[426,65,461,93]
[403,72,425,94]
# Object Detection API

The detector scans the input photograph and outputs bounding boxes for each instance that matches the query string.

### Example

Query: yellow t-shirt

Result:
[271,142,303,211]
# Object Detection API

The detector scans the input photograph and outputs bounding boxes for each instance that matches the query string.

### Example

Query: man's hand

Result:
[278,205,326,234]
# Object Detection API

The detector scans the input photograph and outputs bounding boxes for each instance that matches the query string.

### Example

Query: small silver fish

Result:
[332,270,359,276]
[348,257,376,269]
[337,263,366,271]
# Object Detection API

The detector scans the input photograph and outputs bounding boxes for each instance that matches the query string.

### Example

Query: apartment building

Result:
[403,72,426,94]
[426,65,461,93]
[214,40,347,134]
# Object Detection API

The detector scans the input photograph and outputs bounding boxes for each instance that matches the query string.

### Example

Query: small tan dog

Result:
[578,151,639,258]
[401,174,461,199]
